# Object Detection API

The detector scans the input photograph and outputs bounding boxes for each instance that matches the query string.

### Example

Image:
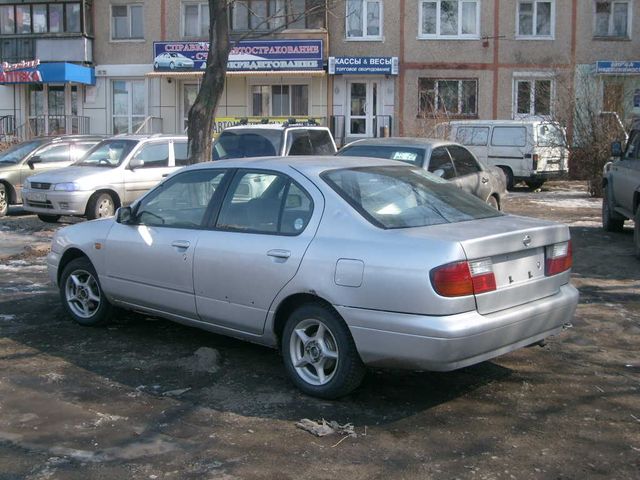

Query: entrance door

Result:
[28,84,80,136]
[347,80,378,137]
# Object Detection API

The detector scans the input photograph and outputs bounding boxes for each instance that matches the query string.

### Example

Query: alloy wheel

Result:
[289,319,339,386]
[65,269,102,319]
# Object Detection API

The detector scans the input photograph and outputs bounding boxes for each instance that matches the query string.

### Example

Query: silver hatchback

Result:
[48,157,578,398]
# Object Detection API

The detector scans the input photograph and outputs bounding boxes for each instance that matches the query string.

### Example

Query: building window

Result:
[0,3,85,35]
[419,0,479,39]
[346,0,382,39]
[418,78,477,117]
[183,2,209,37]
[111,4,143,40]
[112,80,145,134]
[517,1,554,38]
[231,0,325,32]
[514,78,553,118]
[183,84,199,130]
[594,1,630,38]
[251,84,309,117]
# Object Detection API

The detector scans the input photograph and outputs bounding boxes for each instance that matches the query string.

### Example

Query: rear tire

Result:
[37,214,60,223]
[87,192,116,220]
[282,303,365,399]
[499,166,514,190]
[59,257,112,326]
[0,183,7,217]
[525,179,545,190]
[602,188,624,232]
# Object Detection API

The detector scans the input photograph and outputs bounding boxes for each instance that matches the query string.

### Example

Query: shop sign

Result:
[153,40,323,72]
[596,61,640,74]
[211,116,324,135]
[0,59,42,83]
[328,57,399,75]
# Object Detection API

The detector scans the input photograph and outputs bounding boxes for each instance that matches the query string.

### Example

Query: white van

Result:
[437,120,568,189]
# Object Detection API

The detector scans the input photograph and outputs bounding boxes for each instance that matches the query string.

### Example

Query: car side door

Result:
[446,144,492,201]
[102,168,231,319]
[193,168,321,335]
[123,140,176,205]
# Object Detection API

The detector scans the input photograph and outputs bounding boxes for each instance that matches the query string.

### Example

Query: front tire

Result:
[37,214,60,223]
[87,192,116,220]
[282,303,365,399]
[602,188,624,232]
[525,179,545,190]
[634,209,640,259]
[0,183,8,217]
[59,257,112,326]
[499,166,514,190]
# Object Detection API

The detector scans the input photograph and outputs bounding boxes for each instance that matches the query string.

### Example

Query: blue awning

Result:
[0,62,94,85]
[38,63,95,85]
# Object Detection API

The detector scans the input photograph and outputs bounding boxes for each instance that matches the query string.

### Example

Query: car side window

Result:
[35,144,70,163]
[447,145,481,176]
[288,131,313,155]
[132,142,169,168]
[491,127,527,147]
[216,170,313,235]
[309,130,336,154]
[428,147,456,179]
[623,131,640,160]
[136,169,227,228]
[173,141,189,166]
[455,127,489,146]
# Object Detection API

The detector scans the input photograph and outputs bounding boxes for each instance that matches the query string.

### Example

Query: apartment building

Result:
[0,1,637,143]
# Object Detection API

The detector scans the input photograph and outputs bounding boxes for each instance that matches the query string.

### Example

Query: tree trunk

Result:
[186,0,230,164]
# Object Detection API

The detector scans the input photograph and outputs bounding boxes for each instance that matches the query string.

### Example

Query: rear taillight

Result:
[545,240,572,276]
[532,154,539,171]
[431,258,497,297]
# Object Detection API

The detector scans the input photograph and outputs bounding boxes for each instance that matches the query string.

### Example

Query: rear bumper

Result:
[337,284,578,371]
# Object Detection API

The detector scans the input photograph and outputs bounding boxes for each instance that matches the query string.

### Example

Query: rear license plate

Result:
[492,248,545,288]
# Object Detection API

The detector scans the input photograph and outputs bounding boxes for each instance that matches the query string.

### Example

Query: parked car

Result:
[48,156,578,399]
[213,123,337,160]
[0,135,104,217]
[22,134,188,222]
[602,120,640,257]
[337,137,507,210]
[438,120,569,190]
[153,52,195,70]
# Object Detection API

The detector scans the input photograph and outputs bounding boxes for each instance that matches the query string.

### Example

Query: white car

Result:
[154,52,194,70]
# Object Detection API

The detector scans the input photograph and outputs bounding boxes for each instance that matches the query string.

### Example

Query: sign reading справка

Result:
[153,40,323,72]
[328,57,399,75]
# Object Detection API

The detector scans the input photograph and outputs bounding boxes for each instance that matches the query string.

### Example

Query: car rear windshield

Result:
[0,140,45,163]
[322,166,501,229]
[537,124,565,147]
[337,145,425,166]
[213,129,283,160]
[76,139,137,167]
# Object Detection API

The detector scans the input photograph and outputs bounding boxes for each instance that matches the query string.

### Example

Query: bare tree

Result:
[186,0,329,164]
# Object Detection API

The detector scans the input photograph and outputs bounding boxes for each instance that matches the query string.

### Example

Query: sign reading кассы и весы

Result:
[328,57,399,75]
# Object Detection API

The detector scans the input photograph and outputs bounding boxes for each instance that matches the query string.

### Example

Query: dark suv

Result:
[0,135,104,217]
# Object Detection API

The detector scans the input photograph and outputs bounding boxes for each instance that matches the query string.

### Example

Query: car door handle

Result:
[171,240,191,250]
[267,249,291,259]
[481,177,489,184]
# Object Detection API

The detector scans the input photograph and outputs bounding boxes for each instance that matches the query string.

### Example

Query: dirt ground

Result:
[0,181,639,480]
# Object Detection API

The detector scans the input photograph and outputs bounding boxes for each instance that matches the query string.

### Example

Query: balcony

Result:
[0,37,92,64]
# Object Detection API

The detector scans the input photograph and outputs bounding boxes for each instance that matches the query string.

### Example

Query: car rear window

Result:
[322,166,501,229]
[213,129,282,159]
[337,145,425,166]
[536,124,565,147]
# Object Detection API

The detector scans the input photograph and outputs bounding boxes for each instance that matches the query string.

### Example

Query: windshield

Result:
[537,124,565,147]
[76,139,137,167]
[213,129,283,160]
[0,140,45,164]
[338,144,425,166]
[322,166,501,229]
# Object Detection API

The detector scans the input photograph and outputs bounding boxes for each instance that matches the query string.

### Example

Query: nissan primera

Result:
[48,157,578,398]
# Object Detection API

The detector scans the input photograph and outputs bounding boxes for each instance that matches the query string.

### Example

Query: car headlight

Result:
[54,182,81,191]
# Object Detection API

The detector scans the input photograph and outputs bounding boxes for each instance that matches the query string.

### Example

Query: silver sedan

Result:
[48,157,578,398]
[338,137,507,209]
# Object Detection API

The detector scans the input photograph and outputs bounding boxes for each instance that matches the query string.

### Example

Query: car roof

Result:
[443,119,559,126]
[106,134,188,141]
[341,137,451,149]
[223,124,330,132]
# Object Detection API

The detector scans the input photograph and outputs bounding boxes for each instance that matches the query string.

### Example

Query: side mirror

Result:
[129,158,144,170]
[116,206,133,224]
[27,156,42,170]
[433,168,446,178]
[611,141,623,158]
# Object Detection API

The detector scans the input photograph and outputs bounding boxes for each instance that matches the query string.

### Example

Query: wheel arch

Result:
[0,179,17,204]
[85,189,121,216]
[272,293,339,350]
[57,247,91,285]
